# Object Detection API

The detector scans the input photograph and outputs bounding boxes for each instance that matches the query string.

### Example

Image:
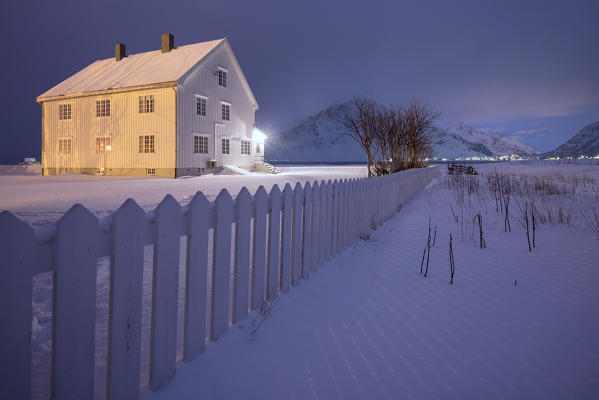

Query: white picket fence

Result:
[0,167,438,400]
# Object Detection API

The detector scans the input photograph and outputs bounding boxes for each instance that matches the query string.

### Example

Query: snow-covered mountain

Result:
[267,101,366,162]
[266,101,539,161]
[447,122,539,157]
[544,121,599,158]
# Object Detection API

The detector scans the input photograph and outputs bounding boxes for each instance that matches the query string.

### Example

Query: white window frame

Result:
[217,66,228,88]
[95,136,112,154]
[58,138,72,155]
[241,139,251,155]
[193,134,209,154]
[58,103,72,120]
[138,95,155,114]
[96,99,111,117]
[221,138,230,155]
[138,134,155,154]
[195,95,207,116]
[220,101,231,122]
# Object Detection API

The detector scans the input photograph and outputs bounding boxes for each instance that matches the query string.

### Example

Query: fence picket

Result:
[319,181,328,264]
[108,199,145,400]
[326,181,333,260]
[336,180,343,253]
[280,184,293,292]
[331,180,338,256]
[311,182,320,271]
[291,183,303,285]
[0,212,34,400]
[53,204,98,400]
[301,182,312,279]
[233,188,251,322]
[251,186,268,309]
[211,190,233,340]
[267,185,281,300]
[183,192,210,361]
[150,195,181,390]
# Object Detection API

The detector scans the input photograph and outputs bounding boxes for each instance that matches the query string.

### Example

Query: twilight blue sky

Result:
[1,0,598,163]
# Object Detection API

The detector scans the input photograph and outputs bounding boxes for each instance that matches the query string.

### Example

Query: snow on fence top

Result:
[0,167,438,399]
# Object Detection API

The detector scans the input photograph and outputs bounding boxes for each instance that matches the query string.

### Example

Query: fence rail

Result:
[0,167,438,399]
[0,164,42,176]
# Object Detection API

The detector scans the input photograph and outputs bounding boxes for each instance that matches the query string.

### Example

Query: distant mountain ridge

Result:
[266,101,539,162]
[544,121,599,158]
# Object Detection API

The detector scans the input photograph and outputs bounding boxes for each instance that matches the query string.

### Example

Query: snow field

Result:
[22,162,599,398]
[138,162,599,399]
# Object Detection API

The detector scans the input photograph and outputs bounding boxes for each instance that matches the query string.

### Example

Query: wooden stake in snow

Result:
[525,202,532,252]
[424,217,432,277]
[474,213,486,249]
[449,233,455,284]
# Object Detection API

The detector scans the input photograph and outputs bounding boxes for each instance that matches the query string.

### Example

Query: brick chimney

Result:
[115,43,126,61]
[161,33,174,53]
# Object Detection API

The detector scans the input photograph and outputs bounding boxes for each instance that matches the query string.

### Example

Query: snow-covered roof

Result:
[37,38,256,108]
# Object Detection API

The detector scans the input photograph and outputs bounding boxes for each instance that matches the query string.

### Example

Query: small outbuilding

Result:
[37,34,262,177]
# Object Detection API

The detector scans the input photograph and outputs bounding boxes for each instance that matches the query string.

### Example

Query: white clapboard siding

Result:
[251,186,268,309]
[233,187,251,322]
[280,184,293,292]
[150,195,182,390]
[291,183,303,285]
[211,190,233,340]
[301,182,312,279]
[310,181,320,272]
[53,204,98,400]
[267,185,281,300]
[0,212,34,400]
[0,167,439,399]
[108,199,146,400]
[183,192,210,361]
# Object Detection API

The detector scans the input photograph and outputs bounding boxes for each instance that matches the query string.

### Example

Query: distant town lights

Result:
[253,128,267,144]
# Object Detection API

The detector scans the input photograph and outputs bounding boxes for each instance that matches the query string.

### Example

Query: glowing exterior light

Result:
[106,145,112,151]
[253,127,267,144]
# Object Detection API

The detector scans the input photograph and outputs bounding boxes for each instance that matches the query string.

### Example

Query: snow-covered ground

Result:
[0,166,368,225]
[9,162,599,399]
[140,162,598,399]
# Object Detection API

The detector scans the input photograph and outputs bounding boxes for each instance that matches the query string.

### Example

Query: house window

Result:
[255,143,261,154]
[58,138,72,155]
[59,104,71,120]
[146,168,156,175]
[221,138,230,155]
[196,97,206,116]
[193,135,208,154]
[138,135,155,153]
[221,103,230,121]
[138,95,155,113]
[241,140,251,155]
[96,100,111,117]
[95,137,112,154]
[218,68,227,87]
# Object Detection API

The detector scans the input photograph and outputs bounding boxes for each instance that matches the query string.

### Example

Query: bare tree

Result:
[404,99,439,169]
[346,97,439,177]
[344,97,378,177]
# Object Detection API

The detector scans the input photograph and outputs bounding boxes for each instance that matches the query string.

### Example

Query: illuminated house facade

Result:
[37,35,261,178]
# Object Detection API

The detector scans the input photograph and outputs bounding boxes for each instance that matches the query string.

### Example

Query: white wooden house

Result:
[37,34,262,178]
